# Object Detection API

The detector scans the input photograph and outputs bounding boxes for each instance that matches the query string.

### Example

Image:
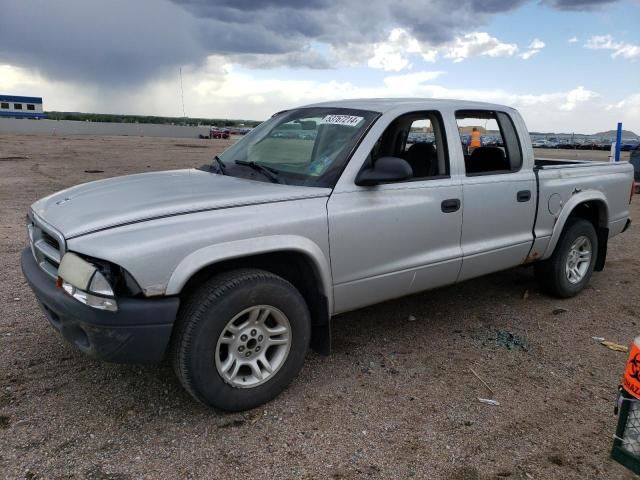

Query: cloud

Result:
[367,30,551,68]
[6,59,633,134]
[0,0,205,86]
[519,38,546,59]
[0,0,624,86]
[229,51,333,70]
[1,0,526,84]
[364,28,525,71]
[543,0,620,9]
[382,71,447,90]
[367,28,426,71]
[568,36,579,43]
[0,0,632,134]
[584,35,640,59]
[559,86,599,110]
[444,32,518,63]
[606,94,640,123]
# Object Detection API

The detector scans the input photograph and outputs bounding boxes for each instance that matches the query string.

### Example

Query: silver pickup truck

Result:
[22,99,635,410]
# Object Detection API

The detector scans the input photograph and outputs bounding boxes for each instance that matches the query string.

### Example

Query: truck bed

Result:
[532,157,634,257]
[534,158,610,168]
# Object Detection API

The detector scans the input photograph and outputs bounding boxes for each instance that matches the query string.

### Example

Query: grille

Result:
[28,213,65,279]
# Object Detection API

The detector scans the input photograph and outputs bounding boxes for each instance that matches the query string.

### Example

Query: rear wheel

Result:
[535,218,598,298]
[172,269,311,411]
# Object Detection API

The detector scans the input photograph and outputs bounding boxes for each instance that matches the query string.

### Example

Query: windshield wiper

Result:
[234,160,280,183]
[211,155,227,175]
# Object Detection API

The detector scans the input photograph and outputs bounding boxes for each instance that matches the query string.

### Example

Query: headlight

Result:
[58,252,118,312]
[87,271,115,297]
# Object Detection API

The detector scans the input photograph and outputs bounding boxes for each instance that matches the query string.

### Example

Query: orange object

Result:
[622,338,640,399]
[469,129,481,152]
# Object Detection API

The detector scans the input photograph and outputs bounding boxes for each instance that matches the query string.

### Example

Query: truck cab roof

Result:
[301,98,517,114]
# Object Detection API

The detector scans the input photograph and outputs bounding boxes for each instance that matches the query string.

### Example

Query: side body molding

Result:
[541,190,609,260]
[165,235,334,311]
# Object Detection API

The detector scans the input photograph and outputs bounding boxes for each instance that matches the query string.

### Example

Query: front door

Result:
[327,111,463,313]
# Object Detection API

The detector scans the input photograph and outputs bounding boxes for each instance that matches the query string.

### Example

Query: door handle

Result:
[441,199,461,213]
[517,190,531,202]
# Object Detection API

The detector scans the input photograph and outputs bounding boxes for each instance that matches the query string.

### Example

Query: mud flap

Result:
[595,227,609,272]
[310,321,332,355]
[309,293,332,355]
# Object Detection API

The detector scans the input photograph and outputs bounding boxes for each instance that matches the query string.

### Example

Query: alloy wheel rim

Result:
[565,235,592,284]
[215,305,291,388]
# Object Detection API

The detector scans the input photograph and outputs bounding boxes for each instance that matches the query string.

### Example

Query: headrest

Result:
[467,147,509,173]
[406,142,436,163]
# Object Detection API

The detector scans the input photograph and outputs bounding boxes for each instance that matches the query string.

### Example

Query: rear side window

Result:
[456,110,523,176]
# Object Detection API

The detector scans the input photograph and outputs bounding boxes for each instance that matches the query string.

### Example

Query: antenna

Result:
[180,67,186,121]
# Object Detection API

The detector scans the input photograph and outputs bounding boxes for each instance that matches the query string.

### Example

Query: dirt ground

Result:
[0,134,638,480]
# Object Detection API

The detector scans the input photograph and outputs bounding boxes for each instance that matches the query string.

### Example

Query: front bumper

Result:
[21,248,179,364]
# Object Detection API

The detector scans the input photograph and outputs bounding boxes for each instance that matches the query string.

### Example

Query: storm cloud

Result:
[0,0,623,86]
[542,0,621,10]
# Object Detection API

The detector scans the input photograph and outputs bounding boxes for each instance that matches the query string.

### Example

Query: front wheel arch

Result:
[171,268,312,410]
[174,250,332,355]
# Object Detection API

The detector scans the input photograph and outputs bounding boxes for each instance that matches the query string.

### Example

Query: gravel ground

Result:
[0,134,638,479]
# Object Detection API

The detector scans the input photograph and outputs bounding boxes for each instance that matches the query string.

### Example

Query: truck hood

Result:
[31,169,331,238]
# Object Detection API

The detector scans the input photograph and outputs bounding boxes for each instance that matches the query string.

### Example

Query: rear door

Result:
[456,110,537,280]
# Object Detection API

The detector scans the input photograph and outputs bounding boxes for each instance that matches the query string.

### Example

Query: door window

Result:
[368,112,450,181]
[456,110,522,176]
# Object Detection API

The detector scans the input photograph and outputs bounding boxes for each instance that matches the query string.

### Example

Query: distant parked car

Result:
[407,133,432,144]
[578,142,598,150]
[620,142,639,152]
[631,149,640,192]
[210,128,230,139]
[532,140,549,148]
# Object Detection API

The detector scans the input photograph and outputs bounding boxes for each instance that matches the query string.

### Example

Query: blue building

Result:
[0,95,46,119]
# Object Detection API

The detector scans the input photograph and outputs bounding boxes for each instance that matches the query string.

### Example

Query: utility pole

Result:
[180,67,186,124]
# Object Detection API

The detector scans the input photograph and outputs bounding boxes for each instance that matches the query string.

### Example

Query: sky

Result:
[0,0,638,133]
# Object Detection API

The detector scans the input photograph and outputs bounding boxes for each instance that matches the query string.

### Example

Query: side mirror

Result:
[355,156,413,186]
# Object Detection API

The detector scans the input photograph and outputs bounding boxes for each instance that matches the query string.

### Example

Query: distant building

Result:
[0,95,46,119]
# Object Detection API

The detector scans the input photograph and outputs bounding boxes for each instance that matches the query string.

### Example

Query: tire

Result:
[535,218,598,298]
[171,269,311,411]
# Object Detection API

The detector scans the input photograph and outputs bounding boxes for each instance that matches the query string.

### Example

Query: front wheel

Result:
[535,218,598,298]
[171,269,311,411]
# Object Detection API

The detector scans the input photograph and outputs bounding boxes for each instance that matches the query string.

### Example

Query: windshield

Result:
[217,107,379,187]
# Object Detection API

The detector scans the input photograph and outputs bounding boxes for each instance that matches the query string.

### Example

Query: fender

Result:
[165,235,334,311]
[541,190,609,260]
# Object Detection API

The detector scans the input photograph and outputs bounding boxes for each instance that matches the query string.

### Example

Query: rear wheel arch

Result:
[568,199,608,230]
[544,194,609,262]
[535,217,598,297]
[566,200,609,270]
